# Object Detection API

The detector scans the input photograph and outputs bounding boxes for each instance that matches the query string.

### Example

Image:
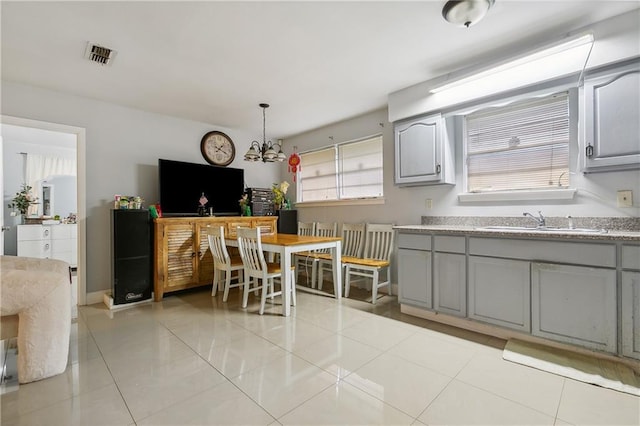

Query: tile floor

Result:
[1,285,639,426]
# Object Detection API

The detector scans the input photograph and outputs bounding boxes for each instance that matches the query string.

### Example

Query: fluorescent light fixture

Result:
[429,34,594,95]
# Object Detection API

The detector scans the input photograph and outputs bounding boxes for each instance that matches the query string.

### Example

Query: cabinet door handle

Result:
[436,164,441,174]
[586,144,594,158]
[44,244,50,250]
[44,229,50,237]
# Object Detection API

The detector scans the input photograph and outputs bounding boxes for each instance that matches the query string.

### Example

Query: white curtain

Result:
[26,154,76,216]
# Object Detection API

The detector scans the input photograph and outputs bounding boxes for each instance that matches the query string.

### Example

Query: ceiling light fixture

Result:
[442,0,495,28]
[244,103,286,163]
[429,33,595,96]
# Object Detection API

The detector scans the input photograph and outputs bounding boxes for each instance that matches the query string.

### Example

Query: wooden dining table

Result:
[227,233,342,317]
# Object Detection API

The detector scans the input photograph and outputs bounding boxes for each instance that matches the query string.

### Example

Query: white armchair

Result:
[0,256,71,383]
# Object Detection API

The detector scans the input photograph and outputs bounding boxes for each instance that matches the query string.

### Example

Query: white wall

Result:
[2,81,277,294]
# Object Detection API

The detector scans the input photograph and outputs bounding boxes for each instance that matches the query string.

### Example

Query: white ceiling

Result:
[2,1,638,139]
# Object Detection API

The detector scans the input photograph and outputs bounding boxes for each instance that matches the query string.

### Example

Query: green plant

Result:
[8,184,38,215]
[271,181,289,207]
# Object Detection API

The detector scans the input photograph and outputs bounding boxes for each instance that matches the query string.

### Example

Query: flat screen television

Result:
[158,159,244,216]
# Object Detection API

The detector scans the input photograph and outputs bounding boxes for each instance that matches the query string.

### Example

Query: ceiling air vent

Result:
[84,42,116,66]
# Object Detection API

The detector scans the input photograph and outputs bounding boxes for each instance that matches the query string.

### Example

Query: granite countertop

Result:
[394,224,640,241]
[394,217,640,242]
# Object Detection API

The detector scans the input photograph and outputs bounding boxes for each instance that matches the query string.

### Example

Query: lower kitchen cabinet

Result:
[531,263,617,353]
[468,256,530,332]
[396,230,632,359]
[434,252,466,317]
[621,271,640,360]
[397,248,432,309]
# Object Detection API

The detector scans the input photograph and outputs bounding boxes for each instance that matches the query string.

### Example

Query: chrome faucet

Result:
[566,215,575,230]
[523,211,546,228]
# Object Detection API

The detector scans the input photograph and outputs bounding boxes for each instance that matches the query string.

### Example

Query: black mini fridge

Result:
[111,209,152,305]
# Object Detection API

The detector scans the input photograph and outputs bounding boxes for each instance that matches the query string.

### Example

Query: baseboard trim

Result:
[86,290,109,305]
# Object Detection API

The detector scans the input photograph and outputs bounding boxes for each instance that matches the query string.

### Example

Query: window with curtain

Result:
[465,92,570,193]
[298,135,383,202]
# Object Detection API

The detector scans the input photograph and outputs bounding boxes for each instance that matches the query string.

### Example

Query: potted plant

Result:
[272,181,290,210]
[8,184,38,222]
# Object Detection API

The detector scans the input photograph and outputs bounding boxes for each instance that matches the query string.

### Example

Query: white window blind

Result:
[299,147,337,202]
[338,136,383,199]
[465,92,569,193]
[299,134,383,202]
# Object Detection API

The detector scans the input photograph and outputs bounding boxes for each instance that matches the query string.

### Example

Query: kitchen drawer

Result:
[17,225,50,241]
[18,240,52,258]
[51,250,73,265]
[469,238,615,268]
[397,233,431,250]
[434,235,465,253]
[52,238,73,252]
[51,224,73,239]
[622,245,640,270]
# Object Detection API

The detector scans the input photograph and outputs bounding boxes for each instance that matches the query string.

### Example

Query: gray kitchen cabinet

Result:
[393,113,454,186]
[621,244,640,360]
[397,233,433,308]
[434,252,466,317]
[468,256,531,332]
[531,263,617,353]
[582,60,640,172]
[622,271,640,360]
[433,236,466,317]
[397,248,433,309]
[396,230,629,358]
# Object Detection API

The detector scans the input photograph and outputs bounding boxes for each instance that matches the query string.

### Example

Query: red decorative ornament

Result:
[288,153,301,182]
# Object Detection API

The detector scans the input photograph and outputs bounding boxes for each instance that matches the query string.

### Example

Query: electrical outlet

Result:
[425,199,433,209]
[617,190,633,207]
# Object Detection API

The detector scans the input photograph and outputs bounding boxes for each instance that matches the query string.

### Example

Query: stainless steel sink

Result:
[478,226,607,234]
[480,226,537,231]
[537,227,607,233]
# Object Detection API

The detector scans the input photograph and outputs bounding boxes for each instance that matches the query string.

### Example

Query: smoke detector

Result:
[84,42,116,66]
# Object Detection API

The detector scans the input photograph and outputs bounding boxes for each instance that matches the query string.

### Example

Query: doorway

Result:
[1,115,86,306]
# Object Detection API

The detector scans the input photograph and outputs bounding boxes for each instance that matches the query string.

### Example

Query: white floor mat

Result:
[503,339,640,396]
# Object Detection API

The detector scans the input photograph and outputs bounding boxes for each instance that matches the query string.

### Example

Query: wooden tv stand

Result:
[153,216,277,301]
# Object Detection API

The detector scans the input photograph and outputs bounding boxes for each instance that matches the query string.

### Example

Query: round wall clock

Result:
[200,131,235,166]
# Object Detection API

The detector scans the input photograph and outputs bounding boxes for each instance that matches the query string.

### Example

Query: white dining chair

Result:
[343,223,394,304]
[316,222,365,291]
[294,221,316,286]
[207,226,244,302]
[236,227,296,315]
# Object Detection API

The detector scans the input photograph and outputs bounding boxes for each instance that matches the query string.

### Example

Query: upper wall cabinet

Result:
[581,60,640,173]
[394,113,455,186]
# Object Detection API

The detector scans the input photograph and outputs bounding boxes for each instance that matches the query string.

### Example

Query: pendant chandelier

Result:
[244,103,286,162]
